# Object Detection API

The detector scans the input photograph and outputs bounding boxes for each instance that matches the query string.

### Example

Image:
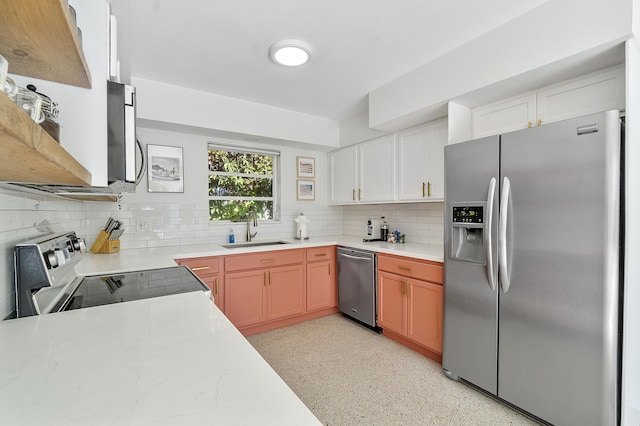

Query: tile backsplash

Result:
[342,202,444,245]
[0,184,443,320]
[0,188,85,319]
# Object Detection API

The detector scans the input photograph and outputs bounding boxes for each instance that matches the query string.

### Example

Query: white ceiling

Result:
[129,0,549,121]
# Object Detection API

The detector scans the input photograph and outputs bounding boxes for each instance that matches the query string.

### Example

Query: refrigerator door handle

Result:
[499,176,512,293]
[484,177,497,291]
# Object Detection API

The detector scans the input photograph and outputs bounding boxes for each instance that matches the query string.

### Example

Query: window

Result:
[208,145,280,221]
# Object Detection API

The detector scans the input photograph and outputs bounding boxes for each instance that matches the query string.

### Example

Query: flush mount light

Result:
[269,39,312,67]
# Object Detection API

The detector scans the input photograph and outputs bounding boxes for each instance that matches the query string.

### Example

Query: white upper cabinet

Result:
[329,145,358,204]
[359,134,396,203]
[471,65,624,139]
[329,135,396,205]
[329,119,446,205]
[471,94,537,138]
[426,120,447,201]
[536,66,625,125]
[398,119,447,202]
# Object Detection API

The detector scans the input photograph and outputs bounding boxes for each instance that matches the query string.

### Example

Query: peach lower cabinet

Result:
[377,253,443,363]
[177,246,338,336]
[175,256,223,311]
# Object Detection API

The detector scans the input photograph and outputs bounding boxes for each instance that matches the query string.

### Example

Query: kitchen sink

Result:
[221,241,290,249]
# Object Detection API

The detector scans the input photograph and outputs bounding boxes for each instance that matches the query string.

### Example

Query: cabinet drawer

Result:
[378,254,442,284]
[176,256,220,275]
[225,249,305,272]
[306,246,334,262]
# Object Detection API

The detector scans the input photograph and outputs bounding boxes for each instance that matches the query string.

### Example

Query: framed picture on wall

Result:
[147,144,184,193]
[296,156,315,178]
[296,180,315,200]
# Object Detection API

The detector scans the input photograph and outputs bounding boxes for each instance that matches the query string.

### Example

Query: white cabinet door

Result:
[359,134,396,202]
[471,94,536,139]
[536,66,624,125]
[398,119,447,202]
[398,125,428,201]
[426,119,448,201]
[328,146,358,204]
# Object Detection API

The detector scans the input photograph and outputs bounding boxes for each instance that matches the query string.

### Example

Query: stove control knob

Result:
[54,249,66,266]
[71,237,86,251]
[44,250,58,269]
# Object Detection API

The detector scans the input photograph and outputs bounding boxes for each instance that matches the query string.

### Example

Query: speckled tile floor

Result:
[247,314,539,426]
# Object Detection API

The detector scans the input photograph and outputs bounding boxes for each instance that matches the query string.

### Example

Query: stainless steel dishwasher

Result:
[337,247,378,329]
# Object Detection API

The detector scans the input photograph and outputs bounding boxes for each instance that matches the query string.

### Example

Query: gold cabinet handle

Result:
[264,271,267,286]
[427,181,432,197]
[406,280,410,297]
[398,266,411,272]
[191,266,210,271]
[269,270,272,285]
[261,259,275,263]
[527,121,532,128]
[358,189,362,200]
[214,277,218,295]
[537,119,542,126]
[328,263,331,275]
[401,279,405,295]
[352,189,355,201]
[422,182,426,198]
[315,253,327,257]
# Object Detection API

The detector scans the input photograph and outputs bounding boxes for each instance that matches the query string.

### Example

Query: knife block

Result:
[90,230,120,254]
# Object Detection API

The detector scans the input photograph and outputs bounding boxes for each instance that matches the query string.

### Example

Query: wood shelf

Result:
[0,0,92,88]
[0,93,91,185]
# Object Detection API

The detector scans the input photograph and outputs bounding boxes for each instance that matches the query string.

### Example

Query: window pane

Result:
[208,175,273,197]
[209,200,273,221]
[208,150,273,175]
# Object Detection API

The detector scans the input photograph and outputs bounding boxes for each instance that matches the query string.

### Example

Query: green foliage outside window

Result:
[208,149,276,221]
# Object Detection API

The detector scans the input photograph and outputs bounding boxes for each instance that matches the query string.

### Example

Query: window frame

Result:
[207,143,281,222]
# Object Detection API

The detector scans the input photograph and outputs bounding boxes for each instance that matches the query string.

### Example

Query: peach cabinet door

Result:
[200,275,224,312]
[378,271,406,335]
[225,270,266,328]
[306,261,333,312]
[267,265,305,321]
[407,279,443,353]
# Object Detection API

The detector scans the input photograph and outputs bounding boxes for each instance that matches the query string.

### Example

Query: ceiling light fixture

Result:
[269,39,312,67]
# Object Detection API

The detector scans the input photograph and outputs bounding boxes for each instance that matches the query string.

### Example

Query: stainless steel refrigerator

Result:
[442,110,622,425]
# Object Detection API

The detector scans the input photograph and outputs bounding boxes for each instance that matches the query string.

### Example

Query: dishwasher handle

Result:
[338,252,374,261]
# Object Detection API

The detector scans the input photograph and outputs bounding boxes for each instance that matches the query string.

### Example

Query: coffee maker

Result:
[364,217,385,241]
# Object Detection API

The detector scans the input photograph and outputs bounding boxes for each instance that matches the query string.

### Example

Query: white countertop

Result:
[0,291,322,425]
[75,235,443,276]
[0,234,441,424]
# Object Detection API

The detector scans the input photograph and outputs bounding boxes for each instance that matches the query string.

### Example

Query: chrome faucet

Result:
[246,211,258,242]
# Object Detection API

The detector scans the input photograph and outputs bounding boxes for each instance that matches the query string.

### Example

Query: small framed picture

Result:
[296,180,315,200]
[296,156,315,178]
[147,144,184,193]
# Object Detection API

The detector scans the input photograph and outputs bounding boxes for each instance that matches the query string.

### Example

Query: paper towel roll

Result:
[295,213,310,239]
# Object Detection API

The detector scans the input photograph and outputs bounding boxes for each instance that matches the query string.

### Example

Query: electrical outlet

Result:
[136,220,150,231]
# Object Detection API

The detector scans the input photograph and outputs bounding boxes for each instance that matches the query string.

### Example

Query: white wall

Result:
[447,102,472,145]
[85,126,344,250]
[132,78,340,149]
[339,108,387,147]
[622,37,640,426]
[369,0,633,131]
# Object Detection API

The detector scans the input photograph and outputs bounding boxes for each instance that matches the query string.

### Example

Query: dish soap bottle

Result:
[229,228,235,244]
